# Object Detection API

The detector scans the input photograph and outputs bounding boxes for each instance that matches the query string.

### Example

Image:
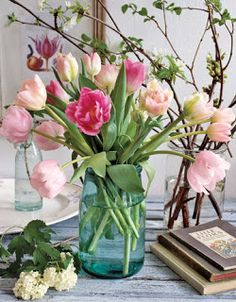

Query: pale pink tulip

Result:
[207,122,231,142]
[56,53,78,82]
[30,160,67,198]
[187,150,230,194]
[183,92,215,122]
[66,87,111,136]
[46,80,70,104]
[94,64,119,94]
[15,75,47,111]
[139,79,173,117]
[125,59,147,95]
[82,52,101,77]
[0,106,33,143]
[34,121,65,151]
[212,108,235,124]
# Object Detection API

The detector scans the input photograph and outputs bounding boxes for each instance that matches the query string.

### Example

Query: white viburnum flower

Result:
[13,271,49,300]
[43,252,78,291]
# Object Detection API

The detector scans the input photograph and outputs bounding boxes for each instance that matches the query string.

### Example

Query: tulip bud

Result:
[207,122,231,142]
[125,59,147,95]
[183,92,215,122]
[56,53,78,82]
[82,52,101,78]
[94,64,119,94]
[15,75,47,111]
[211,108,235,124]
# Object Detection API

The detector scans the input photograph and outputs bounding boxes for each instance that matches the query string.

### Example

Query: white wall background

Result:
[0,0,236,200]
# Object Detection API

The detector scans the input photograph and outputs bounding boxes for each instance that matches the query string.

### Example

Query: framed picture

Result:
[0,0,106,118]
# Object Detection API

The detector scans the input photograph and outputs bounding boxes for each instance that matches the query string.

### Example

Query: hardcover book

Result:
[170,219,236,270]
[150,243,236,295]
[158,233,236,282]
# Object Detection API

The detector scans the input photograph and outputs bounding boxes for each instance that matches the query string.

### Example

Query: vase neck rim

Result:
[168,142,227,154]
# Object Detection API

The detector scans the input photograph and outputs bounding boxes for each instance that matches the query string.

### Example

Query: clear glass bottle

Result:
[163,143,227,229]
[79,168,145,279]
[15,137,43,211]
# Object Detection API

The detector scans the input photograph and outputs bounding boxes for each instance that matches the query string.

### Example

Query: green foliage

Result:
[0,220,81,278]
[7,13,17,25]
[140,161,156,196]
[101,106,117,151]
[111,63,127,135]
[79,75,97,90]
[70,152,110,183]
[107,164,144,194]
[206,0,222,11]
[213,9,236,25]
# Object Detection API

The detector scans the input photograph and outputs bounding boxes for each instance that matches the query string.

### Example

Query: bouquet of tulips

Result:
[0,51,233,275]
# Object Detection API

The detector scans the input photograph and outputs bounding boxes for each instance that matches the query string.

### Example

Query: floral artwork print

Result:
[26,34,61,72]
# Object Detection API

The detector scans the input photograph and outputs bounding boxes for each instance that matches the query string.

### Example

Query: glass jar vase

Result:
[79,168,145,279]
[15,138,43,211]
[163,143,227,229]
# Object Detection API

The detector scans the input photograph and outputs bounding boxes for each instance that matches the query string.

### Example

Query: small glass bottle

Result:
[15,137,43,211]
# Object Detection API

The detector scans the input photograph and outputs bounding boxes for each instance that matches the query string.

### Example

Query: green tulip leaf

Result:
[111,63,127,135]
[140,160,155,196]
[70,152,109,183]
[47,92,67,111]
[107,164,144,194]
[101,106,117,151]
[79,75,97,90]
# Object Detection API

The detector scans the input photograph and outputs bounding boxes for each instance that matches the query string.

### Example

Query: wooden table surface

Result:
[1,199,236,302]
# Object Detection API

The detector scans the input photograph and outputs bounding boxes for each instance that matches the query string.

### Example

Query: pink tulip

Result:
[187,150,230,194]
[94,64,119,94]
[207,122,231,142]
[125,59,147,95]
[139,79,173,117]
[56,53,78,82]
[65,87,111,136]
[212,108,235,124]
[46,80,70,104]
[30,160,67,198]
[15,75,47,111]
[34,121,65,151]
[30,34,60,60]
[82,52,101,77]
[0,106,33,143]
[184,92,215,122]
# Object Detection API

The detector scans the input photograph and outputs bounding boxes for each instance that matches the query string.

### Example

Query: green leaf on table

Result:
[0,242,10,262]
[8,236,34,261]
[140,161,155,196]
[111,62,127,135]
[107,164,144,194]
[70,152,109,183]
[33,242,60,270]
[24,220,55,245]
[79,75,97,90]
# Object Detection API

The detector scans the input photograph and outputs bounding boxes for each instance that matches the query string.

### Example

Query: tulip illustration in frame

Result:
[27,34,61,72]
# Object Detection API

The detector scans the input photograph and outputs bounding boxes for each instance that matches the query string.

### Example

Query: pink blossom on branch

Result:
[0,106,33,144]
[139,79,173,117]
[207,122,232,142]
[30,160,67,199]
[15,75,47,111]
[65,88,112,136]
[211,108,235,124]
[125,59,147,95]
[187,150,230,194]
[34,121,65,151]
[46,80,70,104]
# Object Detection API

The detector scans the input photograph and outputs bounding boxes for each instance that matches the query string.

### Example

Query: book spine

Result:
[158,235,213,281]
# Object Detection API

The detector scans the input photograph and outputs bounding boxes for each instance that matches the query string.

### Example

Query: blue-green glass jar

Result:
[15,138,43,211]
[79,168,145,279]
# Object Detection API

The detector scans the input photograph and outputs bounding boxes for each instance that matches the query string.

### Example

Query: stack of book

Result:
[150,219,236,295]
